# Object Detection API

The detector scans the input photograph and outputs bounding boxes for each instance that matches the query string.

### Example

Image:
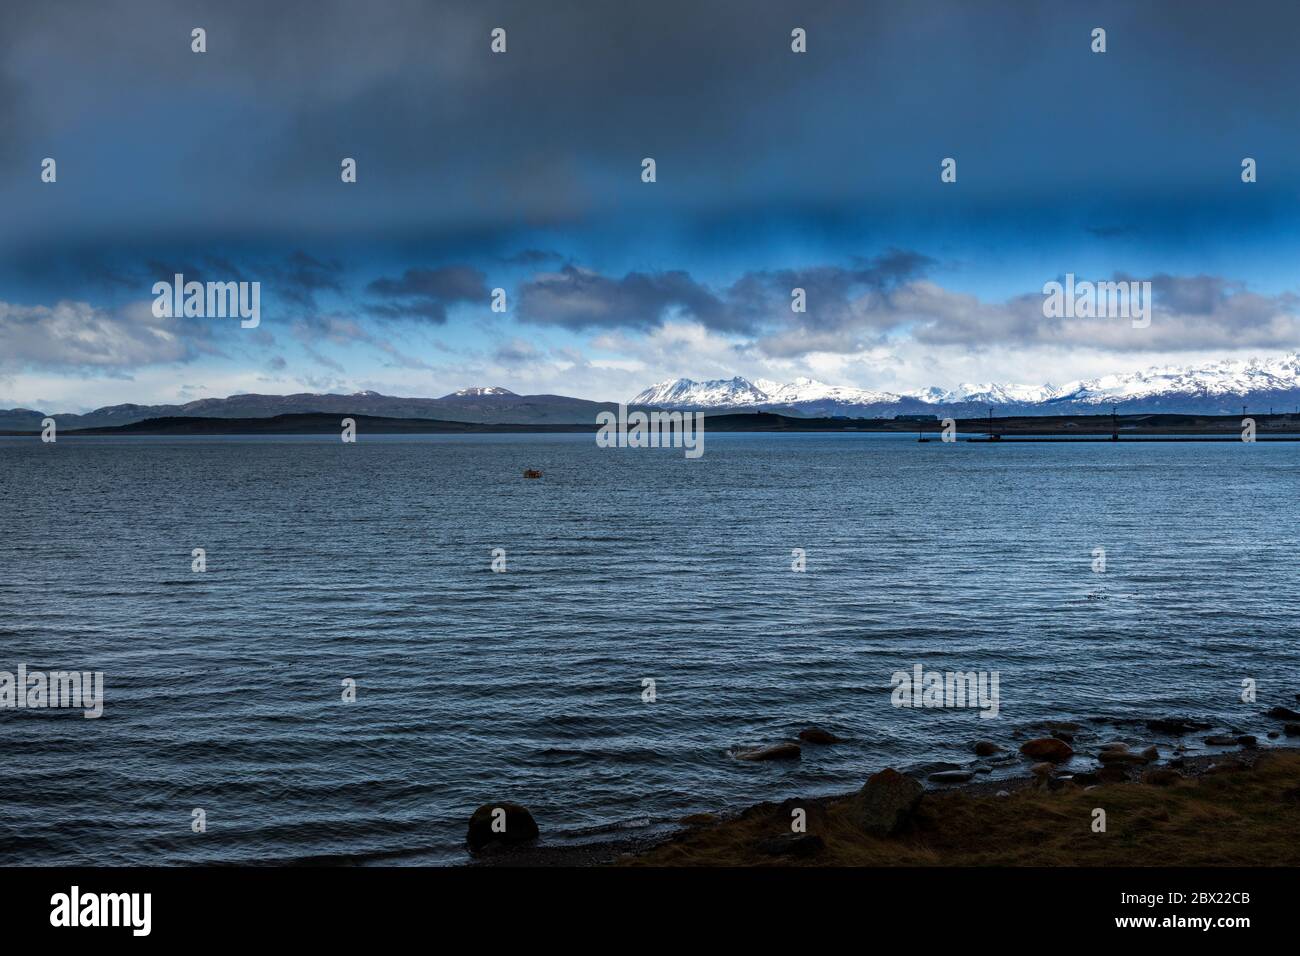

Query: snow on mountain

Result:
[630,377,772,407]
[942,382,1067,405]
[1059,353,1300,405]
[631,375,903,408]
[758,376,901,406]
[450,386,517,397]
[629,353,1300,413]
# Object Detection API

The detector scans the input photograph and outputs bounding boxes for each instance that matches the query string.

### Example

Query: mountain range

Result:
[0,387,622,431]
[4,353,1300,431]
[632,353,1300,417]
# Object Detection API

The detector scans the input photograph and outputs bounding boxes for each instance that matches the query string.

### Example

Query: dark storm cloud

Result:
[517,265,730,332]
[270,252,344,308]
[364,265,488,322]
[516,251,1300,357]
[6,0,1300,245]
[516,250,935,336]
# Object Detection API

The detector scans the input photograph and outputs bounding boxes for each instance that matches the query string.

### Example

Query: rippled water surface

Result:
[1,433,1297,864]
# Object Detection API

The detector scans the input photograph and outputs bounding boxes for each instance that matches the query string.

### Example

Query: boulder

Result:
[756,833,824,858]
[1019,738,1073,762]
[1140,745,1159,762]
[467,802,539,852]
[1237,735,1257,748]
[1051,731,1075,743]
[1097,765,1132,784]
[1203,735,1238,746]
[736,742,801,761]
[910,760,961,775]
[972,740,1003,757]
[797,726,843,744]
[854,768,924,836]
[928,769,975,784]
[1266,706,1300,721]
[1286,724,1300,738]
[1046,721,1084,732]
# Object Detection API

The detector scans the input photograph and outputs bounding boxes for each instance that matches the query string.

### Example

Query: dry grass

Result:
[624,751,1300,866]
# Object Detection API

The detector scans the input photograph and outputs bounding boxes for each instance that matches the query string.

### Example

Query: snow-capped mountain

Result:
[932,382,1068,405]
[450,386,517,397]
[1055,353,1300,406]
[629,353,1300,416]
[631,376,770,408]
[631,376,900,411]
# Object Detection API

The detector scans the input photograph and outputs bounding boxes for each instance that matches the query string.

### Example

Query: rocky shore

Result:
[465,704,1300,866]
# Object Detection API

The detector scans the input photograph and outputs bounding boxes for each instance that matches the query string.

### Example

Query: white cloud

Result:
[0,299,197,370]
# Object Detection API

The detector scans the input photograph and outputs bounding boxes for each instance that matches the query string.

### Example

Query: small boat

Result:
[523,469,543,479]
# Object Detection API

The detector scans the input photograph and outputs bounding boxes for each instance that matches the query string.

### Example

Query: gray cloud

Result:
[517,255,1300,358]
[493,337,542,365]
[365,265,488,322]
[517,265,730,332]
[516,250,935,340]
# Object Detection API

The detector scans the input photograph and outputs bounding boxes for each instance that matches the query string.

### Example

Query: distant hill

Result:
[0,389,646,432]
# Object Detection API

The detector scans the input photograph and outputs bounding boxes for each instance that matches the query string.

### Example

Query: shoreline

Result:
[466,706,1300,866]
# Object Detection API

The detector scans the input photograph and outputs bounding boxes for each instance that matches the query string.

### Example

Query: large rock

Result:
[1019,738,1074,762]
[1267,706,1300,721]
[466,802,539,852]
[736,742,802,762]
[798,726,844,744]
[1285,724,1300,738]
[972,740,1002,757]
[928,769,975,783]
[854,768,924,836]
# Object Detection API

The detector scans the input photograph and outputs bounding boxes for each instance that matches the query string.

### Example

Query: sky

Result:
[3,0,1300,412]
